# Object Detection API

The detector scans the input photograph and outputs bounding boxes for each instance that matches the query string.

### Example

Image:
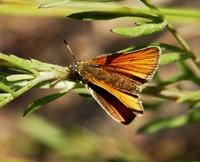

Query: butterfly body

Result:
[68,47,161,124]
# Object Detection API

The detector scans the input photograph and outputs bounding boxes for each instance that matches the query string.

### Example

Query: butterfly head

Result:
[68,61,82,81]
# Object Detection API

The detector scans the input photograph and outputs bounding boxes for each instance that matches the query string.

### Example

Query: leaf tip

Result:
[23,111,28,117]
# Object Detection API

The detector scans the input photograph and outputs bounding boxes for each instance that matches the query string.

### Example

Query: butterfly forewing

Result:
[87,47,160,83]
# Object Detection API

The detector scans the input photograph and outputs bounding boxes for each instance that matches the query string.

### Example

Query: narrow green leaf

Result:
[160,89,182,98]
[0,51,73,108]
[176,61,200,86]
[160,52,190,65]
[138,115,188,134]
[0,82,15,95]
[0,53,68,77]
[112,20,167,38]
[68,11,125,20]
[190,101,200,110]
[0,53,38,75]
[23,92,67,116]
[118,43,184,55]
[6,74,35,82]
[156,43,184,53]
[37,80,76,89]
[68,10,157,21]
[1,1,200,21]
[23,75,76,115]
[0,93,12,101]
[177,90,200,103]
[0,77,42,108]
[143,99,165,111]
[159,74,187,86]
[73,87,90,95]
[139,111,200,134]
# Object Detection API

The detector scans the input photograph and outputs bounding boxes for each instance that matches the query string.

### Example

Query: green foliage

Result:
[177,90,200,103]
[23,91,68,117]
[19,115,155,162]
[0,0,200,136]
[1,1,200,21]
[0,53,72,107]
[159,52,190,65]
[67,10,158,20]
[112,20,167,38]
[138,111,200,134]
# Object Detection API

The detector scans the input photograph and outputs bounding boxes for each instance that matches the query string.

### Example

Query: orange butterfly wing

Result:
[88,82,136,124]
[86,77,143,112]
[88,46,160,85]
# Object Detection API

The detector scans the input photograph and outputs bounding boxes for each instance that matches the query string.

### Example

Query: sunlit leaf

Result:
[73,87,90,95]
[138,111,200,134]
[112,20,167,38]
[160,52,190,65]
[160,89,182,98]
[0,51,73,108]
[36,80,76,89]
[23,91,68,116]
[177,90,200,103]
[6,74,35,82]
[0,82,15,95]
[0,53,38,75]
[139,116,188,134]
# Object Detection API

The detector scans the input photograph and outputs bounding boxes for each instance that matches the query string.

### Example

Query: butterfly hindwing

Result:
[86,77,144,113]
[87,82,136,124]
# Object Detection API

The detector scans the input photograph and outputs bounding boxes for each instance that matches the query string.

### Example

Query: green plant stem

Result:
[0,71,63,107]
[166,22,200,67]
[140,0,157,9]
[141,0,200,69]
[0,78,40,107]
[1,3,200,21]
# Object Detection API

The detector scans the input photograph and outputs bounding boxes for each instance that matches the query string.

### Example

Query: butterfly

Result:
[67,45,161,124]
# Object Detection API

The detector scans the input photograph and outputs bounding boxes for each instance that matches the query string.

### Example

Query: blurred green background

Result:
[0,0,200,162]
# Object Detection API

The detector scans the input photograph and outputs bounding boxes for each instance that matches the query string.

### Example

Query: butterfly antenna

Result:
[64,40,77,61]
